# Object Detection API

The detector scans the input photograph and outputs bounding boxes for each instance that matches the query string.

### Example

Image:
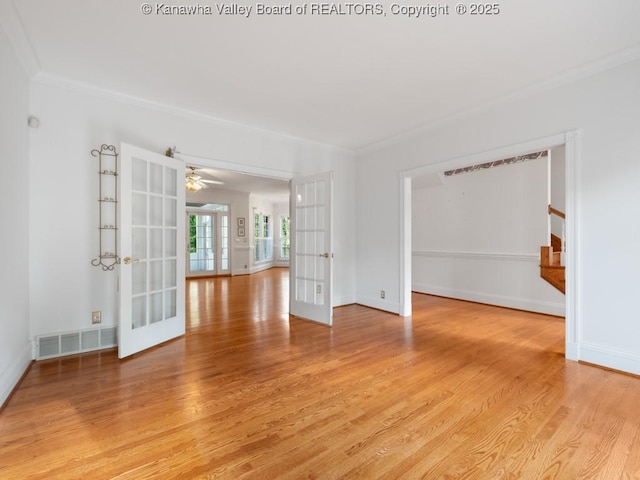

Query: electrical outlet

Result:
[91,311,102,324]
[380,290,385,299]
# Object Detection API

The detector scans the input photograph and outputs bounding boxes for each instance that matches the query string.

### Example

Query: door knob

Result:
[122,256,140,265]
[318,253,329,258]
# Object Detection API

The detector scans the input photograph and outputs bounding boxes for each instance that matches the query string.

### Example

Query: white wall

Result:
[549,145,566,242]
[414,159,548,252]
[0,27,32,406]
[357,59,640,375]
[28,77,357,341]
[412,158,564,315]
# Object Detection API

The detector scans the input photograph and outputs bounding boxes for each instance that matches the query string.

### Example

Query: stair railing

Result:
[548,204,565,219]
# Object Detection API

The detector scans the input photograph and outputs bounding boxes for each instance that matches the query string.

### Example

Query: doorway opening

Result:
[186,204,230,277]
[180,159,292,313]
[399,131,579,361]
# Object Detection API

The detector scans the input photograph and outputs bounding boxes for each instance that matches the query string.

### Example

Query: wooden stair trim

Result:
[540,246,552,266]
[540,266,565,293]
[540,245,565,294]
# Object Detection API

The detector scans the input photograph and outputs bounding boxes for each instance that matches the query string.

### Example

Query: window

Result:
[254,210,273,262]
[280,216,290,259]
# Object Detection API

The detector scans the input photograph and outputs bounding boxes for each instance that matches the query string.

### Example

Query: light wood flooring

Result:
[1,268,640,479]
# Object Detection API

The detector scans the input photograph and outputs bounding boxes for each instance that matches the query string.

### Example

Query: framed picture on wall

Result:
[237,217,245,227]
[238,226,245,237]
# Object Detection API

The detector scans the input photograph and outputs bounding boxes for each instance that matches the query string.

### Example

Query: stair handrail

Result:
[548,204,565,219]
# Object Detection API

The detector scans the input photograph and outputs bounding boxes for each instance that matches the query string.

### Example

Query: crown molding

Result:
[31,71,356,158]
[9,0,638,157]
[0,0,40,78]
[0,0,352,156]
[358,43,640,155]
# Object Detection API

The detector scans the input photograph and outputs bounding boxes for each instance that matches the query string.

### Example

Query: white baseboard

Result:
[355,295,401,315]
[333,295,356,308]
[413,283,565,317]
[565,341,579,361]
[0,340,32,408]
[231,269,250,276]
[579,342,640,376]
[250,262,273,274]
[233,263,287,276]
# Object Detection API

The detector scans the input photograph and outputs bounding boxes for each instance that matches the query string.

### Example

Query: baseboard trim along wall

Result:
[412,283,565,317]
[411,249,565,317]
[250,262,273,275]
[333,295,357,308]
[0,340,32,408]
[579,342,640,377]
[355,295,401,315]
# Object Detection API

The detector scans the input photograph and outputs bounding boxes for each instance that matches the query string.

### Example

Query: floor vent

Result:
[36,326,118,360]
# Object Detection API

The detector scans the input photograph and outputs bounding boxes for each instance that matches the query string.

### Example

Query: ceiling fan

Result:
[185,166,224,192]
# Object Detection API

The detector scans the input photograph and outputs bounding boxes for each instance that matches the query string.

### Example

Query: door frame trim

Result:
[399,130,580,362]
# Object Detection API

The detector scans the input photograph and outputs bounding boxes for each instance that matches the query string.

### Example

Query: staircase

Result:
[540,205,565,294]
[540,245,565,293]
[540,205,566,293]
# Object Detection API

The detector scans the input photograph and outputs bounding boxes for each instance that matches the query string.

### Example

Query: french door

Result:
[119,143,185,358]
[289,172,333,326]
[186,211,230,276]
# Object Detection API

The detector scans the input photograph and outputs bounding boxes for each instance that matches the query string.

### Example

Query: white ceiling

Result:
[187,165,290,201]
[9,0,640,150]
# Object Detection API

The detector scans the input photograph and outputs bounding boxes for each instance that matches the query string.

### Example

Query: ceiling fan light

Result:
[185,178,202,191]
[185,167,214,191]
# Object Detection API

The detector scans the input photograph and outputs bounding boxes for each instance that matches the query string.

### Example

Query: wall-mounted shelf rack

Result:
[91,144,120,271]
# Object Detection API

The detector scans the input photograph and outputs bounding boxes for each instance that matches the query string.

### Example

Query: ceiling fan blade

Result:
[186,166,224,185]
[194,167,222,176]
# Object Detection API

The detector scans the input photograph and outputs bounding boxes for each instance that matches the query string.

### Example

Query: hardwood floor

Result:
[2,268,640,479]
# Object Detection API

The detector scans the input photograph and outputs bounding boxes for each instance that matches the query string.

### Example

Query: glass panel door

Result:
[119,143,185,358]
[188,213,215,275]
[186,211,230,276]
[289,172,333,325]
